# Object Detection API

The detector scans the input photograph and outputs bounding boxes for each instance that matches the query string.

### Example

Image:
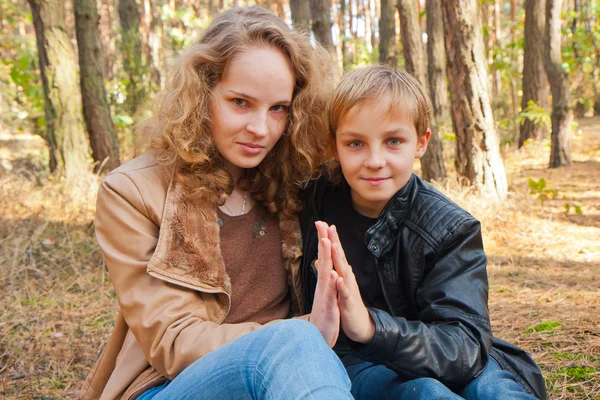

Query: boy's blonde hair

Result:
[329,65,433,139]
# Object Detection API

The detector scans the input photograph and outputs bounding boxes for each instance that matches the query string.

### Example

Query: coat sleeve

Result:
[353,218,493,388]
[96,172,301,380]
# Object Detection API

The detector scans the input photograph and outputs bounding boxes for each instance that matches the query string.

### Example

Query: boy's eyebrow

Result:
[227,90,292,105]
[338,128,412,137]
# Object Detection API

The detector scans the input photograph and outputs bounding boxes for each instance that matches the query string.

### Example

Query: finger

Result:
[336,276,351,300]
[315,221,330,241]
[331,242,352,279]
[318,238,333,278]
[329,225,348,265]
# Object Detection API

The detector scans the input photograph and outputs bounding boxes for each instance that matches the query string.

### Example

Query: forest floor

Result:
[0,117,598,399]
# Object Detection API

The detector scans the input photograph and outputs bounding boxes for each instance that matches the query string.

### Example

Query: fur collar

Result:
[147,171,304,314]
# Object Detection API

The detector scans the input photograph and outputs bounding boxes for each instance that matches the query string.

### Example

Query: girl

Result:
[81,7,350,400]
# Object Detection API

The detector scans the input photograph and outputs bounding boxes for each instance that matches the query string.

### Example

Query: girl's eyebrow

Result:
[227,90,291,105]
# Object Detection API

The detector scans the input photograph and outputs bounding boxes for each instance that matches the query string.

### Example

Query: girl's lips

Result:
[239,143,264,154]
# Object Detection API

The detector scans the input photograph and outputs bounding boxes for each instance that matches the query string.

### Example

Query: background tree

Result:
[310,0,341,82]
[426,0,449,123]
[544,0,573,167]
[397,0,446,181]
[290,0,311,31]
[75,0,121,173]
[519,0,549,147]
[28,0,90,179]
[118,0,146,115]
[379,0,397,66]
[442,0,508,199]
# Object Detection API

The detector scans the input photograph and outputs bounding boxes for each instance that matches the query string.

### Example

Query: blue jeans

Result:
[137,319,353,400]
[346,357,538,399]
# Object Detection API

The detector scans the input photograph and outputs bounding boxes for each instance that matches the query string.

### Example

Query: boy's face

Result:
[334,100,430,218]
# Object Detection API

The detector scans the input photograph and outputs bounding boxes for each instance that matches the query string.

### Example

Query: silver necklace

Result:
[222,191,248,216]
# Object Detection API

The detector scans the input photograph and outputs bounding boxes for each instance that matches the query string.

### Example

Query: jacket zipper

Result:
[373,254,396,317]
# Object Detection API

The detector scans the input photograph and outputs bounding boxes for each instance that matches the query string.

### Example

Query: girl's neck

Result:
[224,159,244,184]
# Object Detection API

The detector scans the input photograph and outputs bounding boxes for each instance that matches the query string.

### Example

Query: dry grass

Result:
[0,117,599,399]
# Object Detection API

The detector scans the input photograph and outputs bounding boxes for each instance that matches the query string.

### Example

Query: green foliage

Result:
[112,114,134,129]
[0,2,44,133]
[517,101,551,130]
[524,321,562,334]
[564,202,583,215]
[555,366,597,381]
[161,3,209,51]
[528,178,558,205]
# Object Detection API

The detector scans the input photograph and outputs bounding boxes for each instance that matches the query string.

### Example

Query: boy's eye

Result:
[348,141,363,148]
[233,98,247,106]
[387,138,402,146]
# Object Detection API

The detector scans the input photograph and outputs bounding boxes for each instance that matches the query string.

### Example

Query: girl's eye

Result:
[348,141,362,148]
[233,98,247,106]
[388,138,402,146]
[271,105,289,113]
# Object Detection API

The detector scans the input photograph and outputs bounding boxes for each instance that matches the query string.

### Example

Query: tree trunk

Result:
[290,0,311,31]
[441,0,508,199]
[364,0,373,52]
[74,0,121,173]
[397,0,425,84]
[310,0,341,83]
[118,0,145,114]
[371,0,378,49]
[99,0,115,81]
[519,0,549,147]
[208,0,219,16]
[492,0,501,99]
[28,0,90,178]
[397,0,446,181]
[544,0,572,167]
[340,0,348,65]
[379,0,397,65]
[426,0,449,122]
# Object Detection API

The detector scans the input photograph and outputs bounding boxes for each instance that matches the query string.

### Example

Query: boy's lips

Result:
[362,177,390,186]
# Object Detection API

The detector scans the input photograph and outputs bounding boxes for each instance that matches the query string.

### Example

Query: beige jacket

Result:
[80,152,305,400]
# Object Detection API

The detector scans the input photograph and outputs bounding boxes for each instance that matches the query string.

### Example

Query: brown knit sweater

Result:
[218,204,291,324]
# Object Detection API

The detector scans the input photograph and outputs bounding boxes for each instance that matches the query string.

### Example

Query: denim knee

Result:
[402,377,460,399]
[266,319,323,342]
[460,358,537,400]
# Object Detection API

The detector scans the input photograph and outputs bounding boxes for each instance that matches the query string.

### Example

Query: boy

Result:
[300,66,546,399]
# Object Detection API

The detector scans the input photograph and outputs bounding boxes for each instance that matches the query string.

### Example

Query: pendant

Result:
[253,218,267,239]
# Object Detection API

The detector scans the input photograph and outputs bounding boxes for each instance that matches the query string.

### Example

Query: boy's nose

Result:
[364,151,386,169]
[247,111,269,137]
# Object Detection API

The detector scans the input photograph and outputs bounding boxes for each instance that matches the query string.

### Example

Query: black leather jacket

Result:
[299,174,546,399]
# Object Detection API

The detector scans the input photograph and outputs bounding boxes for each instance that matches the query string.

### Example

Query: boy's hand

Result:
[309,222,340,348]
[328,225,376,344]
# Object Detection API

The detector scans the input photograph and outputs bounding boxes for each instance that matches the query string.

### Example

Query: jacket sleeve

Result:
[96,172,303,380]
[353,218,493,388]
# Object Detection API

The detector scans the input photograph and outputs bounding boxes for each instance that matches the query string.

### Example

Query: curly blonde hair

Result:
[143,6,331,216]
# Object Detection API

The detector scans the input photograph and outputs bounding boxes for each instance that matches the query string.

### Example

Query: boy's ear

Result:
[415,129,431,159]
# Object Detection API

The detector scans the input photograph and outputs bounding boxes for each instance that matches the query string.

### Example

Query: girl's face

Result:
[211,46,295,178]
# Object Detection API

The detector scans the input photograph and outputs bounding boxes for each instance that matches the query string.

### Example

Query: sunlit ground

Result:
[0,117,598,398]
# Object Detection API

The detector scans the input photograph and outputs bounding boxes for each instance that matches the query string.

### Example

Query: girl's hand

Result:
[328,225,375,344]
[309,222,340,347]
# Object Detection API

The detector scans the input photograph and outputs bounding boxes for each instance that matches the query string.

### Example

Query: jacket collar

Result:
[148,169,304,313]
[364,174,418,257]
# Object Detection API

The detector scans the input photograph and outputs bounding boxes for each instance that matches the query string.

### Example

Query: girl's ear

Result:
[415,129,431,159]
